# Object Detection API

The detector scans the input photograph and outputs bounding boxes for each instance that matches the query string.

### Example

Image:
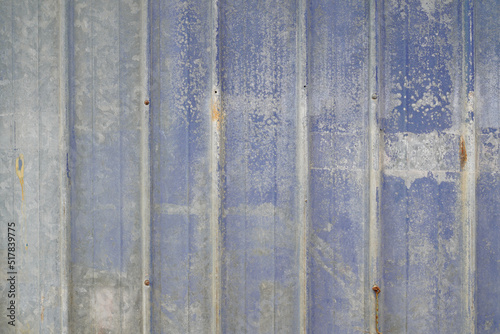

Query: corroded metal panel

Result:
[379,1,469,332]
[308,1,370,332]
[0,0,70,332]
[149,0,213,331]
[0,0,499,333]
[218,0,300,332]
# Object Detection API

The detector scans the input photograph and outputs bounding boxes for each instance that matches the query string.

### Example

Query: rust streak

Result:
[41,296,44,322]
[211,97,220,122]
[460,136,467,170]
[373,285,382,334]
[15,154,25,201]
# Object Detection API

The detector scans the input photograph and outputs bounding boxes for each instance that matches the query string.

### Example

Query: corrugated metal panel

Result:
[0,0,499,333]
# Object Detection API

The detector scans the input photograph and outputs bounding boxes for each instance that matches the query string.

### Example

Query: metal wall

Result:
[0,0,499,333]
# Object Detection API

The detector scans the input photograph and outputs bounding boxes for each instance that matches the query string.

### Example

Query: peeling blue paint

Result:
[0,0,498,333]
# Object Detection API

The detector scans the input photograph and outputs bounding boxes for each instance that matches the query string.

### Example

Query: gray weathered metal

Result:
[0,0,499,333]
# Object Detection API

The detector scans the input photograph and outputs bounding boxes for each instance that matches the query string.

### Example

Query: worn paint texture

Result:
[0,0,499,333]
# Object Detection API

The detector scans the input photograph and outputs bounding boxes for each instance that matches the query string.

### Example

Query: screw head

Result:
[144,100,150,105]
[144,279,150,286]
[372,285,380,293]
[371,93,378,100]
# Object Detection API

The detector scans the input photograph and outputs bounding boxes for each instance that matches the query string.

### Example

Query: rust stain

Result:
[211,95,224,131]
[41,296,44,322]
[15,154,25,201]
[15,154,28,249]
[211,98,221,122]
[460,136,467,170]
[372,285,382,334]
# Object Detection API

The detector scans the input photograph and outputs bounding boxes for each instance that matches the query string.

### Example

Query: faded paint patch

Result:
[384,131,460,173]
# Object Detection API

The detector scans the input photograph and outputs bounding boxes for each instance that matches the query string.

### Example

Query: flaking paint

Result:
[0,0,498,333]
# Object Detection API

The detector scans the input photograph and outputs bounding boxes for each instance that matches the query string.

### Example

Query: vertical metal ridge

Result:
[117,0,123,331]
[59,0,70,331]
[210,0,223,332]
[367,0,381,333]
[37,0,41,331]
[141,0,151,332]
[90,0,96,329]
[462,1,476,332]
[296,0,309,332]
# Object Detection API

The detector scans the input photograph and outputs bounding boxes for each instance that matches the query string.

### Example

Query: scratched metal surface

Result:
[0,0,499,333]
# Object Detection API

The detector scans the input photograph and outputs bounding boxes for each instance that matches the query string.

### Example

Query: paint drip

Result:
[15,154,28,249]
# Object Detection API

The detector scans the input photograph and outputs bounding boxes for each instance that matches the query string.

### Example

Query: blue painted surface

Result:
[476,1,500,333]
[0,0,498,333]
[379,2,471,333]
[149,0,213,332]
[308,1,369,333]
[381,174,462,332]
[219,0,299,331]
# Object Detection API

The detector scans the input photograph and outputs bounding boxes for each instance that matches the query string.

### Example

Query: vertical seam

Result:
[118,0,123,332]
[37,0,41,331]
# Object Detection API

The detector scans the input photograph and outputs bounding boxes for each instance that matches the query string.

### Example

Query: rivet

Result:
[144,100,150,106]
[371,93,378,100]
[144,279,150,286]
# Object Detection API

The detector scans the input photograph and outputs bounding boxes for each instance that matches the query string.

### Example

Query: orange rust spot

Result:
[211,98,221,122]
[460,136,467,169]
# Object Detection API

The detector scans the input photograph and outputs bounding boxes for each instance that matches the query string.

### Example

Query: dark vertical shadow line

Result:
[60,0,72,331]
[37,0,41,332]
